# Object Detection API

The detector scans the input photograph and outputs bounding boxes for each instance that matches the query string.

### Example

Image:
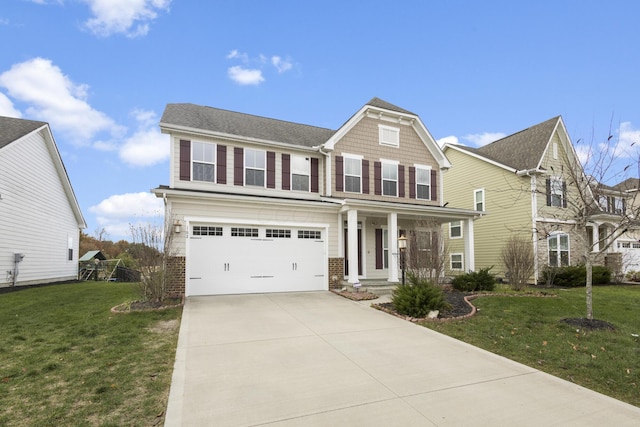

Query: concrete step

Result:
[344,282,398,296]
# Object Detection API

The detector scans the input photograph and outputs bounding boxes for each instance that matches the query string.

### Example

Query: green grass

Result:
[423,285,640,407]
[0,282,181,426]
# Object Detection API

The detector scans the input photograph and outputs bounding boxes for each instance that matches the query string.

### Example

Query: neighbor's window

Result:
[291,156,310,191]
[245,149,265,187]
[450,253,463,270]
[192,141,216,182]
[450,221,462,238]
[550,177,564,207]
[474,189,485,211]
[379,124,399,147]
[344,156,362,193]
[416,167,431,200]
[382,162,398,196]
[548,233,569,266]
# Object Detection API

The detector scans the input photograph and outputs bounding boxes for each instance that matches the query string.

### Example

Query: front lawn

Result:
[422,285,640,407]
[0,281,181,426]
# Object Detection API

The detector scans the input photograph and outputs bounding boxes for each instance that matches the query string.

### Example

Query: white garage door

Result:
[187,223,326,295]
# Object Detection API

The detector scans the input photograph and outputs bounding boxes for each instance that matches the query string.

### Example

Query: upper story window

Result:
[292,156,310,192]
[450,221,462,238]
[382,162,398,196]
[344,156,362,193]
[548,233,569,266]
[245,149,265,187]
[474,188,485,211]
[416,167,431,200]
[192,141,216,182]
[548,177,565,208]
[379,124,399,147]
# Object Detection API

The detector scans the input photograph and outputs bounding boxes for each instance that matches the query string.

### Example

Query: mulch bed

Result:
[331,290,379,301]
[561,317,616,331]
[374,289,476,322]
[111,297,184,313]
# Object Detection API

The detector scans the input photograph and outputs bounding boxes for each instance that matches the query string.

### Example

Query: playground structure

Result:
[78,250,140,282]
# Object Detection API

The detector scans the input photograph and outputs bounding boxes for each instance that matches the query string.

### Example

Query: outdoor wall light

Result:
[174,220,182,234]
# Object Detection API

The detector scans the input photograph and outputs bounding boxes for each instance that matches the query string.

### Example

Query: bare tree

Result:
[404,219,449,284]
[500,235,535,291]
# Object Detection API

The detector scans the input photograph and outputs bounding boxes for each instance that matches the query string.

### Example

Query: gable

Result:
[0,116,47,149]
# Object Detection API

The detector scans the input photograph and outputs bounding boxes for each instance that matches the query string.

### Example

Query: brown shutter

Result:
[216,145,227,184]
[335,155,344,192]
[430,169,437,201]
[282,154,291,190]
[267,151,276,188]
[375,229,383,269]
[398,164,405,198]
[546,179,551,206]
[374,161,382,195]
[179,140,191,181]
[234,147,244,186]
[362,159,370,194]
[311,158,319,193]
[409,167,416,199]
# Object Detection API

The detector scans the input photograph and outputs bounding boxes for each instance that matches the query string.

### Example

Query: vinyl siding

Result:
[0,130,80,286]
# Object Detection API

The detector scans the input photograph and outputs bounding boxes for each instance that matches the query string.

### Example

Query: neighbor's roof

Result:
[453,116,561,171]
[613,178,640,192]
[0,116,47,149]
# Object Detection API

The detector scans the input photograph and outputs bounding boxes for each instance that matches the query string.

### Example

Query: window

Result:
[549,177,564,207]
[474,189,485,211]
[416,167,431,200]
[383,229,390,269]
[68,236,73,261]
[548,233,569,267]
[379,124,399,147]
[450,254,463,270]
[193,226,223,236]
[633,243,640,249]
[231,227,259,237]
[344,157,362,193]
[245,149,265,187]
[450,221,462,238]
[382,162,398,196]
[620,242,631,249]
[552,142,558,159]
[266,229,291,238]
[291,156,310,191]
[192,141,216,182]
[298,230,321,239]
[614,197,624,214]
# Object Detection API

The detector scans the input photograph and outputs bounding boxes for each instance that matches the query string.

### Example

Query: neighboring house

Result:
[443,116,624,282]
[153,98,480,296]
[606,178,640,274]
[0,116,86,288]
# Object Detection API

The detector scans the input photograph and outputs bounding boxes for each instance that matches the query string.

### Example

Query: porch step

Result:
[344,281,399,296]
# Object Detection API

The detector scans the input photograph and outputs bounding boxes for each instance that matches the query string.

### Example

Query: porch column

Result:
[388,212,399,282]
[464,218,475,271]
[347,209,359,284]
[592,223,600,252]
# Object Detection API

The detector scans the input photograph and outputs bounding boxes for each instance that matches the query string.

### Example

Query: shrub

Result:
[500,235,535,291]
[451,267,496,292]
[541,265,611,287]
[392,274,450,318]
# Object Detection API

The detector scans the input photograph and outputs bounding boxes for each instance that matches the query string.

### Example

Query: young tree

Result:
[404,219,449,284]
[500,235,535,291]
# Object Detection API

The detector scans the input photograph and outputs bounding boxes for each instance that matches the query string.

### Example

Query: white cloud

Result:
[226,50,248,62]
[271,56,292,73]
[227,66,265,85]
[89,191,164,238]
[82,0,171,38]
[0,57,123,144]
[437,135,459,147]
[617,121,640,158]
[0,92,21,117]
[462,132,507,147]
[119,109,168,166]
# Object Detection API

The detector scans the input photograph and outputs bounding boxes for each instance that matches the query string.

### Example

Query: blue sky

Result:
[1,0,639,241]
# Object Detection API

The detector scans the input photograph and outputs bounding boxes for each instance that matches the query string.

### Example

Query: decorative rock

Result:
[428,310,439,319]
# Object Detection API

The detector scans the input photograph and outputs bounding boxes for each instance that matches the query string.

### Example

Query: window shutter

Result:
[622,198,626,214]
[216,145,227,184]
[374,161,382,195]
[179,140,191,181]
[562,181,567,208]
[335,156,344,192]
[311,158,319,193]
[409,167,416,199]
[234,147,244,186]
[546,179,551,206]
[375,229,383,269]
[362,159,370,194]
[267,151,276,188]
[430,169,437,201]
[398,164,405,198]
[282,154,291,190]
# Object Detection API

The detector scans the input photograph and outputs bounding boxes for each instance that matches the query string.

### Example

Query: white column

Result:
[464,219,475,271]
[347,209,359,283]
[591,223,600,252]
[388,212,399,282]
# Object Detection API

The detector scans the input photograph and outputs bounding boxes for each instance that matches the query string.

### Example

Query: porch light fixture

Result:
[174,220,182,234]
[398,234,407,285]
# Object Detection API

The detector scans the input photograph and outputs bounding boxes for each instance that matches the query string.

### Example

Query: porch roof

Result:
[338,198,481,222]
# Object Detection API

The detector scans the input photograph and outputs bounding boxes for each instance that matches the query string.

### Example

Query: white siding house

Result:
[0,116,86,288]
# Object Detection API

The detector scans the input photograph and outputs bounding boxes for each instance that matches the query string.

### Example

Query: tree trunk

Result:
[585,254,593,320]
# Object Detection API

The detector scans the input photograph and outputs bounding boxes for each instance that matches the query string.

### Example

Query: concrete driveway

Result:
[165,292,640,426]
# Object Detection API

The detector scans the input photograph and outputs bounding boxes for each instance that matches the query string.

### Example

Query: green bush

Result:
[451,267,496,292]
[542,265,611,287]
[392,274,450,318]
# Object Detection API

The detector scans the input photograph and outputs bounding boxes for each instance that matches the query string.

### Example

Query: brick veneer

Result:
[328,257,344,289]
[166,256,186,297]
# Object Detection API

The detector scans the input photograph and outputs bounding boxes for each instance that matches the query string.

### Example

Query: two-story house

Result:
[153,98,479,296]
[442,116,624,282]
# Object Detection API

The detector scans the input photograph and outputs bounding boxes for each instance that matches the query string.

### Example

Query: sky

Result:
[1,0,639,241]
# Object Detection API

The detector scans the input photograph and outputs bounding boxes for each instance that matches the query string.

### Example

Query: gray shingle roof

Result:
[366,97,417,115]
[456,116,561,171]
[0,116,47,149]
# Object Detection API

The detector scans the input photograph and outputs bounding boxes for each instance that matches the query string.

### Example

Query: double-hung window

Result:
[450,221,462,238]
[548,233,569,266]
[549,177,564,207]
[245,149,265,187]
[192,141,216,182]
[474,189,485,211]
[382,162,398,196]
[344,156,362,193]
[450,254,463,270]
[416,167,431,200]
[292,156,310,191]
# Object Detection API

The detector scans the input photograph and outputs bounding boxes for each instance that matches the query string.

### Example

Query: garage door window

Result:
[193,226,222,236]
[266,229,291,238]
[231,227,259,237]
[298,230,321,239]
